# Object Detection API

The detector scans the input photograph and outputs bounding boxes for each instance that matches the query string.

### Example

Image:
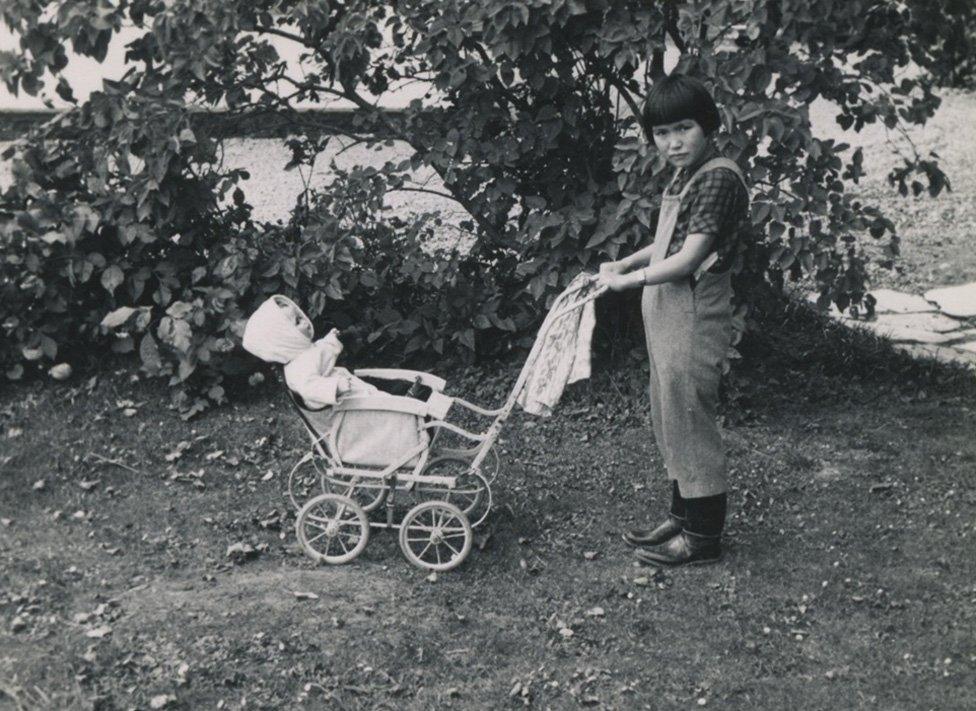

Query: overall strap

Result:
[677,157,748,200]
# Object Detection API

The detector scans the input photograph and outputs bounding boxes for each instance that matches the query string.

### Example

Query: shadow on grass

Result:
[725,299,976,420]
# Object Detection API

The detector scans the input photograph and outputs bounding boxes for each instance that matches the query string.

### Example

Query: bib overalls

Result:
[641,157,748,500]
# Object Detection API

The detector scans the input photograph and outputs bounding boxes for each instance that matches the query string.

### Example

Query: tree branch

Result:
[390,186,458,201]
[586,55,645,130]
[254,26,316,49]
[337,78,505,243]
[650,49,665,80]
[665,1,687,54]
[606,71,644,127]
[463,40,530,112]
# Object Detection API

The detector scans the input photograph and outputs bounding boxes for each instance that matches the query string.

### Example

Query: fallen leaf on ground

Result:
[226,542,258,563]
[164,441,191,462]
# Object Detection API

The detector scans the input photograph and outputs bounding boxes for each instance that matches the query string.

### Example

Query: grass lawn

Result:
[2,302,975,710]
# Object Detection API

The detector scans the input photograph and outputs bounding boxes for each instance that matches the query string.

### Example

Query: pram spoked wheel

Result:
[287,453,328,511]
[323,471,388,513]
[398,501,473,572]
[415,457,491,525]
[295,493,370,565]
[482,446,501,484]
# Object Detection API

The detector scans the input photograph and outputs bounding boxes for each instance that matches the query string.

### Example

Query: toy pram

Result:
[243,275,605,571]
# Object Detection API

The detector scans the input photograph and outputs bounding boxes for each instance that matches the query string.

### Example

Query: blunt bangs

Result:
[642,74,722,135]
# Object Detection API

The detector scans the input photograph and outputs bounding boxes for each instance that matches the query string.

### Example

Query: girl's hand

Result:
[600,271,643,292]
[599,260,626,277]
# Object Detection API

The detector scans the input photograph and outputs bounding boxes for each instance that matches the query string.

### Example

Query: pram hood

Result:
[242,295,315,364]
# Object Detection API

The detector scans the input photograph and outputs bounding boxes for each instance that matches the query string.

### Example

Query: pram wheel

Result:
[398,501,473,572]
[483,446,501,484]
[415,458,488,519]
[287,453,328,511]
[295,493,370,565]
[324,472,388,513]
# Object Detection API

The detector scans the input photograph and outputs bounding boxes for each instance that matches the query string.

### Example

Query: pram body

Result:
[263,277,605,571]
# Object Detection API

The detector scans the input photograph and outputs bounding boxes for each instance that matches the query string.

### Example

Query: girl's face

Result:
[651,119,708,169]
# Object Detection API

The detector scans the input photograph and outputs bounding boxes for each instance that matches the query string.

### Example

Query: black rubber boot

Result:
[622,481,686,547]
[634,492,726,566]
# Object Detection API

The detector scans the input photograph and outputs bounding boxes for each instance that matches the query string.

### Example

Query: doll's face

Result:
[281,302,312,338]
[651,119,708,168]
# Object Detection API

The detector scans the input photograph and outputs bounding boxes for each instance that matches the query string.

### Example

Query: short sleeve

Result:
[685,168,745,239]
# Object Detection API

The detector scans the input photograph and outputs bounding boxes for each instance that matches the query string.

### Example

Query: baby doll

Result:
[283,326,377,409]
[242,295,377,409]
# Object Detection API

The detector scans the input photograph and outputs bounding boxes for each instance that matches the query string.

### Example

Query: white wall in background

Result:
[0,24,427,110]
[2,23,682,113]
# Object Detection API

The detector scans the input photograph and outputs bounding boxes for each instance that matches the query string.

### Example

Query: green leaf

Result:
[41,230,67,244]
[101,265,124,295]
[458,329,475,351]
[101,306,137,330]
[166,301,193,319]
[585,229,610,249]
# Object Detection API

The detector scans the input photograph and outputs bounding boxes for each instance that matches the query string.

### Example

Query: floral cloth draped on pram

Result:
[516,272,600,416]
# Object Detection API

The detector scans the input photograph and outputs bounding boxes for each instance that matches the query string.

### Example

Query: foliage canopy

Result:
[0,0,962,413]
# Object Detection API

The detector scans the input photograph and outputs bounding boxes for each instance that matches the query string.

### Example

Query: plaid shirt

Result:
[662,145,749,273]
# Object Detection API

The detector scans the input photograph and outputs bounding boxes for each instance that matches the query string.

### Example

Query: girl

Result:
[598,74,749,566]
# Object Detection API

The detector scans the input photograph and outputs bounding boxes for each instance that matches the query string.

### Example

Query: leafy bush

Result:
[0,0,956,413]
[908,0,976,89]
[0,102,509,414]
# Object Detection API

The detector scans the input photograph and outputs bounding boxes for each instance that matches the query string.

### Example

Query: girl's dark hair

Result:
[642,74,722,135]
